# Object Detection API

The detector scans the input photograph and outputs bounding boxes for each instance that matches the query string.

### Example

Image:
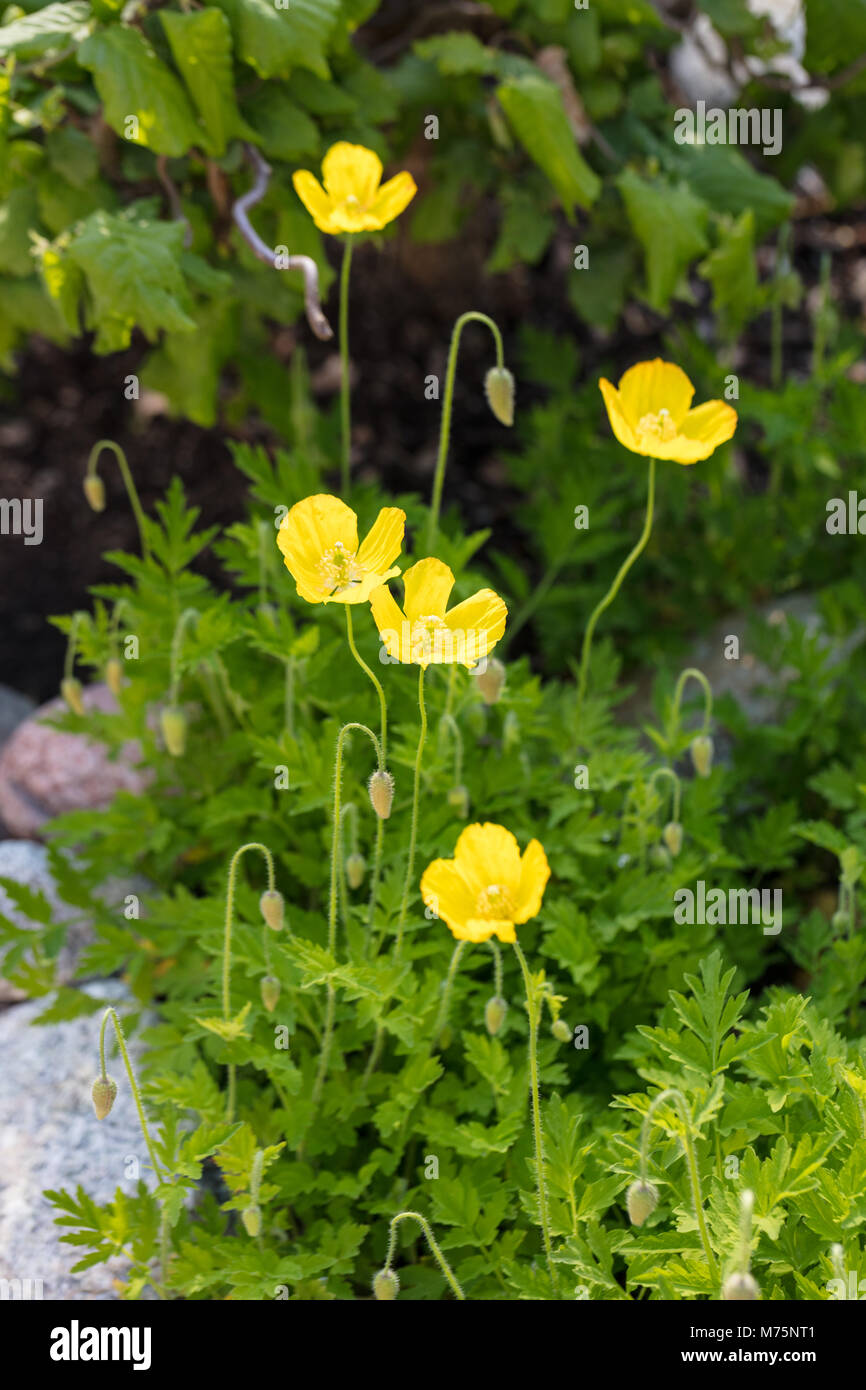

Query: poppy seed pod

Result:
[663,821,683,857]
[105,657,124,697]
[160,705,187,757]
[552,1019,572,1043]
[368,769,394,820]
[723,1271,760,1301]
[345,853,366,890]
[61,677,85,716]
[260,889,285,932]
[484,366,515,427]
[690,734,713,778]
[626,1179,659,1227]
[447,785,470,819]
[260,975,280,1012]
[485,996,507,1035]
[83,474,106,513]
[474,657,506,706]
[372,1268,399,1301]
[91,1075,117,1121]
[242,1205,262,1238]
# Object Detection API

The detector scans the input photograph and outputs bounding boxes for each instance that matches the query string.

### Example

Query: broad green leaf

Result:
[161,8,256,156]
[241,86,318,160]
[617,168,709,310]
[414,31,497,76]
[699,210,765,339]
[78,27,202,156]
[0,2,90,60]
[211,0,341,80]
[497,75,600,214]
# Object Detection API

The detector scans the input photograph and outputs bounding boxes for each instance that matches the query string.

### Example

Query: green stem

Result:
[345,605,387,763]
[575,456,656,729]
[169,608,198,704]
[489,939,503,998]
[339,236,354,496]
[284,656,295,741]
[638,1087,718,1282]
[63,613,81,682]
[437,712,464,786]
[98,1007,164,1184]
[426,311,504,553]
[671,667,713,739]
[649,766,681,824]
[512,939,557,1289]
[395,666,427,956]
[432,941,466,1045]
[383,1211,466,1300]
[222,842,276,1121]
[86,440,150,561]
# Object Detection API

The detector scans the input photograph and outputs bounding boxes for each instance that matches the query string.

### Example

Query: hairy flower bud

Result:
[723,1271,760,1301]
[663,820,683,857]
[447,784,469,819]
[345,853,366,890]
[61,677,85,716]
[260,975,280,1012]
[83,474,106,513]
[552,1018,572,1043]
[105,657,124,697]
[484,366,515,427]
[474,657,506,706]
[160,705,187,757]
[260,889,285,932]
[91,1075,117,1121]
[690,734,713,778]
[242,1205,262,1238]
[373,1268,399,1301]
[368,769,394,820]
[626,1179,659,1227]
[485,996,507,1035]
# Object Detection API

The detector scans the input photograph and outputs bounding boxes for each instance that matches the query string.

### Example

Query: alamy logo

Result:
[49,1320,152,1371]
[674,881,782,935]
[674,99,782,157]
[0,497,43,545]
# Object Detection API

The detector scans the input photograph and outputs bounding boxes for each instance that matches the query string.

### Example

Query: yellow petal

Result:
[277,494,358,603]
[444,588,508,668]
[367,171,418,229]
[292,171,337,234]
[462,917,517,944]
[672,399,738,463]
[370,584,410,663]
[357,507,406,575]
[616,359,695,427]
[322,142,382,205]
[599,378,641,454]
[514,839,551,924]
[454,822,522,898]
[402,557,455,623]
[420,858,477,937]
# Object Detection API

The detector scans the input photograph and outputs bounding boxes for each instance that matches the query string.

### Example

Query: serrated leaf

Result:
[161,8,256,156]
[79,27,202,157]
[618,168,709,310]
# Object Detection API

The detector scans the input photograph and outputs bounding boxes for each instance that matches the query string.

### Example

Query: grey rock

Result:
[0,982,159,1301]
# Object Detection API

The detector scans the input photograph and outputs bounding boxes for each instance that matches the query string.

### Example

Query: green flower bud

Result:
[160,705,187,757]
[372,1268,399,1301]
[368,769,394,820]
[83,474,106,513]
[447,784,470,819]
[626,1179,659,1227]
[723,1271,760,1301]
[690,734,714,778]
[552,1018,572,1043]
[345,853,366,890]
[260,975,280,1012]
[484,366,515,427]
[485,995,507,1035]
[105,657,124,697]
[474,657,506,706]
[91,1075,117,1121]
[649,844,671,869]
[61,677,85,716]
[242,1205,262,1238]
[662,821,683,857]
[260,889,285,932]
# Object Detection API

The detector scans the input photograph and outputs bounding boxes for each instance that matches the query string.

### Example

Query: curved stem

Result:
[383,1211,466,1300]
[426,311,504,552]
[575,456,656,728]
[339,237,355,496]
[169,608,198,704]
[638,1087,718,1282]
[649,766,682,824]
[98,1007,164,1184]
[86,440,150,561]
[671,666,714,738]
[512,939,557,1290]
[222,842,276,1121]
[395,666,427,956]
[432,941,467,1045]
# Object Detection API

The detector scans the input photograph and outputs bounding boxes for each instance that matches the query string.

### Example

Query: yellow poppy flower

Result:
[370,557,507,669]
[292,142,417,235]
[421,823,550,944]
[599,359,737,464]
[277,494,405,605]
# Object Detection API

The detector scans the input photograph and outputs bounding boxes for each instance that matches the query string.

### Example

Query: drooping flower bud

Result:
[372,1268,399,1301]
[447,785,469,819]
[368,769,394,820]
[61,677,85,716]
[345,853,366,890]
[91,1075,117,1121]
[160,705,187,757]
[105,657,124,697]
[260,889,285,932]
[690,734,714,778]
[663,821,683,857]
[552,1018,572,1043]
[260,975,280,1012]
[484,366,515,427]
[723,1271,760,1301]
[485,996,507,1035]
[832,909,848,932]
[626,1179,659,1227]
[474,657,506,706]
[242,1205,262,1238]
[83,474,106,513]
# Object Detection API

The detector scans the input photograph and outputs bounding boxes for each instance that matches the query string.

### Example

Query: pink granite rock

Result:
[0,683,149,839]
